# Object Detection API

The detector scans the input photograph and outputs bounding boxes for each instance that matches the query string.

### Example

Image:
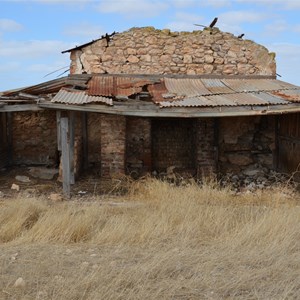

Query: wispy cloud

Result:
[235,0,300,10]
[0,19,23,32]
[96,0,168,18]
[0,39,74,58]
[63,22,104,39]
[165,12,204,31]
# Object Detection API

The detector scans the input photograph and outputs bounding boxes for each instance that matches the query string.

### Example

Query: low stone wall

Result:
[218,116,275,174]
[70,27,276,76]
[12,111,57,166]
[126,117,151,177]
[100,114,126,178]
[195,118,217,178]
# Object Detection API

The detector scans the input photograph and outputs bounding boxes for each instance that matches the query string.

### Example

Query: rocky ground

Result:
[0,165,299,201]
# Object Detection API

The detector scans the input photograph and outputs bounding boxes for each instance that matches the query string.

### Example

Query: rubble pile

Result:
[220,164,297,192]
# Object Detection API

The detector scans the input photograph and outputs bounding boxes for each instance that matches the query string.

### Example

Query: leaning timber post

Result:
[81,112,89,170]
[274,115,279,171]
[69,111,75,184]
[60,117,71,198]
[6,112,13,166]
[213,118,219,175]
[56,111,62,151]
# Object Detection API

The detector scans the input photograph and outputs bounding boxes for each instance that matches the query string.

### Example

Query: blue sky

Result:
[1,0,300,91]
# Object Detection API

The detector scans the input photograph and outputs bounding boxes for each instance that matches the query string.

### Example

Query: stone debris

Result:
[220,164,294,192]
[15,175,31,183]
[10,253,19,262]
[49,193,63,202]
[28,167,59,180]
[11,183,20,192]
[14,277,26,288]
[0,191,4,198]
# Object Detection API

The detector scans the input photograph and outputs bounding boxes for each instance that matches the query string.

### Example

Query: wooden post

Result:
[69,111,75,184]
[61,117,71,198]
[6,112,12,166]
[81,112,88,170]
[56,111,61,151]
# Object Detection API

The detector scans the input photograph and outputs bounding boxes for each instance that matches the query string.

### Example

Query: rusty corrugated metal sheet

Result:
[51,88,113,105]
[256,92,289,105]
[270,90,300,102]
[164,78,211,96]
[148,80,170,102]
[158,92,289,108]
[159,96,219,108]
[88,76,155,97]
[201,78,234,94]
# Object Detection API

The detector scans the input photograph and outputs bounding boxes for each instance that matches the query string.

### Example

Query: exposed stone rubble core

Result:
[220,165,297,193]
[70,27,276,76]
[12,111,57,166]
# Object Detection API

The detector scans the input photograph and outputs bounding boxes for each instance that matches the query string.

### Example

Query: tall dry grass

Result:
[0,179,299,299]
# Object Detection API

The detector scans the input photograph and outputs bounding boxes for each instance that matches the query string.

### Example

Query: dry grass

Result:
[0,179,299,299]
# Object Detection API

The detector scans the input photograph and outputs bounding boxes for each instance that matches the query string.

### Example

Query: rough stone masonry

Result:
[70,26,276,76]
[10,27,278,181]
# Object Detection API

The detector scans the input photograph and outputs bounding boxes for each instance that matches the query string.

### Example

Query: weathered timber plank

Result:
[61,117,71,198]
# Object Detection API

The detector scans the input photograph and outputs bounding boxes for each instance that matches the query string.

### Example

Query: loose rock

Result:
[15,175,31,183]
[11,183,20,192]
[49,193,63,202]
[14,277,25,288]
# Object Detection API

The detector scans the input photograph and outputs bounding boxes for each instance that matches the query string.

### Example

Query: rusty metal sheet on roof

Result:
[255,92,289,105]
[221,79,263,92]
[88,76,154,97]
[159,96,220,108]
[275,80,300,90]
[158,92,279,108]
[270,89,300,102]
[201,78,234,94]
[148,80,169,103]
[222,93,270,105]
[164,78,212,96]
[51,89,113,105]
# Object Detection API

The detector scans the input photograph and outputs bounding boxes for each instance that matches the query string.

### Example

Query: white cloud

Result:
[165,12,205,31]
[219,10,267,24]
[0,39,74,58]
[96,0,168,17]
[235,0,300,10]
[268,43,300,85]
[264,20,289,37]
[201,0,231,8]
[63,22,104,39]
[0,19,23,32]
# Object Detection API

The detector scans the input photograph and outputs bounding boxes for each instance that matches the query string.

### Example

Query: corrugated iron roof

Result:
[158,92,290,108]
[51,88,113,105]
[270,89,300,102]
[164,78,212,96]
[88,75,156,97]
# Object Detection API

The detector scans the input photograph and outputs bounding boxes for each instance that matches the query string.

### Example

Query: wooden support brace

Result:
[61,117,71,198]
[69,111,75,184]
[81,112,89,170]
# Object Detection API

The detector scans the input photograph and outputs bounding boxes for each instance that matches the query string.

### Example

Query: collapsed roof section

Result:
[1,73,300,116]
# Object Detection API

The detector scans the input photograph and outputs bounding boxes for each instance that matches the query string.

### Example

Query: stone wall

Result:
[126,117,151,177]
[70,27,276,76]
[12,111,57,166]
[195,118,217,177]
[218,116,275,174]
[100,114,126,178]
[151,119,196,174]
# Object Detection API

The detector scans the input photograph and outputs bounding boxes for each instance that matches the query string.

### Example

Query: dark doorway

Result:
[152,119,196,173]
[0,113,8,169]
[277,113,300,180]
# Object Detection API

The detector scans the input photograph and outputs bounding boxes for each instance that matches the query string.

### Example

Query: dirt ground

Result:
[0,166,130,200]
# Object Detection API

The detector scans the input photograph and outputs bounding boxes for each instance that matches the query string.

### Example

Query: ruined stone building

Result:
[1,26,300,193]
